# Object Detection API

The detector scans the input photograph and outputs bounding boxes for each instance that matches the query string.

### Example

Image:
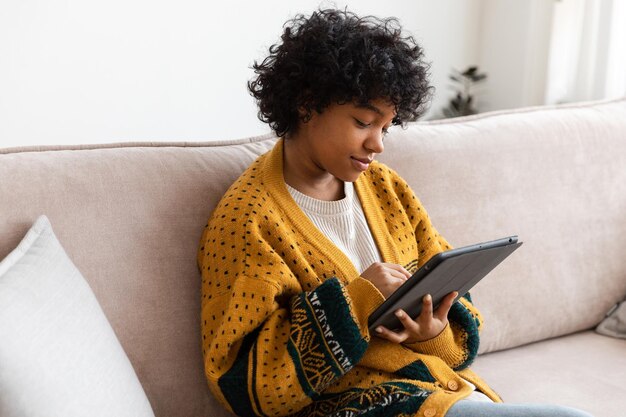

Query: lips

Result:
[351,156,373,171]
[352,156,373,164]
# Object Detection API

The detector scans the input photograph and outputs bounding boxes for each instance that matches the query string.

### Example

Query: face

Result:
[289,98,396,183]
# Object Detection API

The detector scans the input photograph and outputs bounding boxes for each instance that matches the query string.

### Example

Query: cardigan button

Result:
[423,408,437,417]
[447,380,459,391]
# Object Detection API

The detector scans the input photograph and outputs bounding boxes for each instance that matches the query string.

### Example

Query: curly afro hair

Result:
[248,8,433,138]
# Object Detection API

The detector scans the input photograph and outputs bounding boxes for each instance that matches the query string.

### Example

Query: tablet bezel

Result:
[367,236,521,332]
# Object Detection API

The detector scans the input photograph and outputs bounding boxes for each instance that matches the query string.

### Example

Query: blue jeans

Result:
[445,401,594,417]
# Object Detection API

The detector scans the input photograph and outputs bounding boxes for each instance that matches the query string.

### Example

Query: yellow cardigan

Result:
[198,139,501,417]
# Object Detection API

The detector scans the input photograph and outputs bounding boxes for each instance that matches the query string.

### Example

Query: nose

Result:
[365,131,385,154]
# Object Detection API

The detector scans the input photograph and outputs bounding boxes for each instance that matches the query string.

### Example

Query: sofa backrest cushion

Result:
[0,138,275,417]
[1,98,625,416]
[376,98,626,353]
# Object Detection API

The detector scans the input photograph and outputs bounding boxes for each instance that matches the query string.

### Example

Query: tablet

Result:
[367,236,522,332]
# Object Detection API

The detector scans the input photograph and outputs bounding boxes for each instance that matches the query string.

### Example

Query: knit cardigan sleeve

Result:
[197,201,383,416]
[388,168,484,371]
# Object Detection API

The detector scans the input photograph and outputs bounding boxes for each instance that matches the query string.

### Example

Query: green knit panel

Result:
[217,328,264,417]
[288,277,368,397]
[395,359,437,383]
[292,381,431,417]
[448,300,480,370]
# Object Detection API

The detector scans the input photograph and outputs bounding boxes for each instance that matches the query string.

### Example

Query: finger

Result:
[387,269,409,281]
[382,263,411,279]
[383,278,406,297]
[391,277,407,289]
[420,294,434,322]
[378,266,409,282]
[395,309,420,334]
[374,325,408,344]
[434,291,458,321]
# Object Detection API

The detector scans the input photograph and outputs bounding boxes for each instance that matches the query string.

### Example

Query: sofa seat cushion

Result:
[472,330,626,417]
[0,215,154,417]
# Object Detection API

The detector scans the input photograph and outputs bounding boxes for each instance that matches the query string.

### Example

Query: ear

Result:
[296,91,314,123]
[297,105,313,124]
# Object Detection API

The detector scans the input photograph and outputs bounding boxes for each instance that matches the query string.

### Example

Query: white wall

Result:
[477,0,555,111]
[0,0,482,148]
[545,0,626,104]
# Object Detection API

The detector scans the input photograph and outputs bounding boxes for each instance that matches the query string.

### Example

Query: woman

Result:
[198,8,593,417]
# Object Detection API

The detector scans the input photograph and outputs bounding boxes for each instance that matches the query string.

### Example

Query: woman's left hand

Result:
[374,291,458,344]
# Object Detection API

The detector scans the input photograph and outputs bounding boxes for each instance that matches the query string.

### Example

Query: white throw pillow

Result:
[0,215,155,417]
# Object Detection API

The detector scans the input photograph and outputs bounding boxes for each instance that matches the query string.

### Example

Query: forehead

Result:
[353,99,397,118]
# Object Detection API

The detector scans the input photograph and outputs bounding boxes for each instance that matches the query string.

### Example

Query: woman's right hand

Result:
[360,262,411,299]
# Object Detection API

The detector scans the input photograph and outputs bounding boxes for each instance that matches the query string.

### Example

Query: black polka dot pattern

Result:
[196,140,491,416]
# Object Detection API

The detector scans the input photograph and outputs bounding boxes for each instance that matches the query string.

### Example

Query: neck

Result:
[283,138,344,201]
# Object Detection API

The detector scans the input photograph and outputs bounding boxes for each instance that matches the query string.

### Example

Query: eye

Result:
[354,118,370,128]
[382,126,390,135]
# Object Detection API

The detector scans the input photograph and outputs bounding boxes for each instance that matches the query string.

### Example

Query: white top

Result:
[286,181,381,274]
[286,181,493,403]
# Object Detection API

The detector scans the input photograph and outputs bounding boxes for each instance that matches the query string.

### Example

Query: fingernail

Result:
[395,310,403,318]
[375,327,383,333]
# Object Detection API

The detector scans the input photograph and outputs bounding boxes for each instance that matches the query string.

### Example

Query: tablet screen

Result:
[368,236,522,332]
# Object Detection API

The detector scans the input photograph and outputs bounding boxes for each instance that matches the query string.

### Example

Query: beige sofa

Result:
[1,98,625,417]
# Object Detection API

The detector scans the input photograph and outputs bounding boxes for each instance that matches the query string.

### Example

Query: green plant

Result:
[442,66,487,118]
